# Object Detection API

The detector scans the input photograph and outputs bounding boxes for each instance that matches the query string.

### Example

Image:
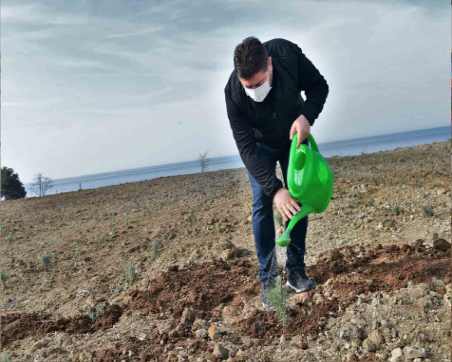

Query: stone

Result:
[362,338,377,353]
[213,343,229,360]
[433,238,450,252]
[191,318,207,332]
[194,328,207,339]
[208,323,221,340]
[222,305,241,326]
[180,307,196,327]
[403,346,427,359]
[363,330,383,352]
[389,347,403,362]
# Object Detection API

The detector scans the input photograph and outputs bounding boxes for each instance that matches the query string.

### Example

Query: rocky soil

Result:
[0,141,450,361]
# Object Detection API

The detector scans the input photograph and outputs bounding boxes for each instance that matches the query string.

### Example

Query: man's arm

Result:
[225,88,283,199]
[291,42,329,126]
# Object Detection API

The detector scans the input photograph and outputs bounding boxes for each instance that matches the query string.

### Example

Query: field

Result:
[0,141,450,361]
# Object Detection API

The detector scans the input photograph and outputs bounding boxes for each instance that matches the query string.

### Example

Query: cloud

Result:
[1,0,449,183]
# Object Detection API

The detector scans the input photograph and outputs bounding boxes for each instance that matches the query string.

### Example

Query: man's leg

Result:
[278,138,316,292]
[246,142,281,288]
[246,169,279,287]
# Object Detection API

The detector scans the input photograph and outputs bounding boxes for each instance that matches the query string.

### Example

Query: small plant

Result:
[87,303,105,322]
[423,205,434,217]
[392,206,401,215]
[40,255,51,271]
[125,263,137,286]
[148,239,161,261]
[0,352,11,362]
[267,276,288,329]
[0,271,8,287]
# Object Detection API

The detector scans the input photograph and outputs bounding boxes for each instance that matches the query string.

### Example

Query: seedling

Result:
[423,205,434,217]
[148,239,161,261]
[0,271,8,287]
[40,255,51,271]
[392,206,401,215]
[87,303,105,322]
[125,263,137,286]
[267,276,288,329]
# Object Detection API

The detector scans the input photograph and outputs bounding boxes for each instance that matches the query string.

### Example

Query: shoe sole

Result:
[285,280,315,293]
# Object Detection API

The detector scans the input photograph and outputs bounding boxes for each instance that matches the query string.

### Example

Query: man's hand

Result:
[273,187,301,223]
[289,114,311,147]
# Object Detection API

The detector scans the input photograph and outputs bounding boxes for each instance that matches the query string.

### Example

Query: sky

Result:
[1,0,450,183]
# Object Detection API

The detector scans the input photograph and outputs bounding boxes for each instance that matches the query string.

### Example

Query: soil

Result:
[0,141,450,361]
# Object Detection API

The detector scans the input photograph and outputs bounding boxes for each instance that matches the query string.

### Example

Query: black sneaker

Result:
[286,270,316,293]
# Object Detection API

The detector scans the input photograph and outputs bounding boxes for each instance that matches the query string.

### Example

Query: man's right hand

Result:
[273,187,301,224]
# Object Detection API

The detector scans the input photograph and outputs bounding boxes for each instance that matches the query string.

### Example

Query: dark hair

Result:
[233,36,268,79]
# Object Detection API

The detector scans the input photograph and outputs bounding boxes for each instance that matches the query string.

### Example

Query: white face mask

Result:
[244,74,272,102]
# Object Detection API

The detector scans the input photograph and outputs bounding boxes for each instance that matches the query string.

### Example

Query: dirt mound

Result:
[239,240,450,343]
[2,239,449,359]
[128,257,258,319]
[0,304,123,347]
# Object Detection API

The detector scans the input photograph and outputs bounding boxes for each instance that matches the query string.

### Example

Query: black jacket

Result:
[224,38,329,199]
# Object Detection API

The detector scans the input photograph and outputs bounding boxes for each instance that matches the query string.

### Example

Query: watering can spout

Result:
[276,204,312,247]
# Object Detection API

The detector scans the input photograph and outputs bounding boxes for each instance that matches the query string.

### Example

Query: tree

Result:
[0,167,27,200]
[30,173,53,197]
[198,151,208,173]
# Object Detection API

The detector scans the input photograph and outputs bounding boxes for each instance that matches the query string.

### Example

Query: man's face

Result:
[239,56,272,90]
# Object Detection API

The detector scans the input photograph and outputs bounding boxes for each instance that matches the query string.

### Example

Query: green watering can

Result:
[276,133,334,247]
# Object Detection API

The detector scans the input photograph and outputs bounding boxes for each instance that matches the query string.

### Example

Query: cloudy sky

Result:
[1,0,449,183]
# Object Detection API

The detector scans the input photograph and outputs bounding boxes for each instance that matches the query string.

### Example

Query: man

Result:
[224,36,329,310]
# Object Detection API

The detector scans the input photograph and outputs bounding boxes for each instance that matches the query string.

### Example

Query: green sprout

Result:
[0,271,8,287]
[125,263,137,286]
[148,239,161,261]
[40,255,51,271]
[423,205,434,217]
[267,276,288,329]
[87,303,105,322]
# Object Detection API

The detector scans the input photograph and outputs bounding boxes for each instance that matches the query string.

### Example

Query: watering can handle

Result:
[295,133,319,152]
[307,134,319,152]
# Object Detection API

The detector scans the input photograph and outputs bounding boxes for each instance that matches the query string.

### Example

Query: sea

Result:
[24,126,450,197]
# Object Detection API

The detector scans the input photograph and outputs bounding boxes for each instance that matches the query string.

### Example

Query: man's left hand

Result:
[289,114,311,147]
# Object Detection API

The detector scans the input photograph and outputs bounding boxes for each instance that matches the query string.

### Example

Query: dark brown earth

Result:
[2,237,449,361]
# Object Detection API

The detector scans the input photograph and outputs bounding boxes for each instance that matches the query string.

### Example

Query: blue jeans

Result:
[246,140,309,287]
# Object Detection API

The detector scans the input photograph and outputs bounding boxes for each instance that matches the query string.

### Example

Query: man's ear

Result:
[268,56,272,67]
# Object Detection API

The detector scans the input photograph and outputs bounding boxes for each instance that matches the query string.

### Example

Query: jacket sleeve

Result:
[225,88,283,199]
[291,42,329,126]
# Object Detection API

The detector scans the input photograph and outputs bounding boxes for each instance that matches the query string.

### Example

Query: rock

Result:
[213,343,229,360]
[362,338,377,353]
[390,347,403,362]
[194,328,207,339]
[433,238,450,252]
[363,330,383,352]
[222,305,241,326]
[403,346,427,359]
[288,291,312,308]
[191,318,207,332]
[169,307,196,337]
[312,293,324,305]
[208,323,221,340]
[180,306,196,327]
[339,325,366,341]
[76,351,93,362]
[410,283,428,299]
